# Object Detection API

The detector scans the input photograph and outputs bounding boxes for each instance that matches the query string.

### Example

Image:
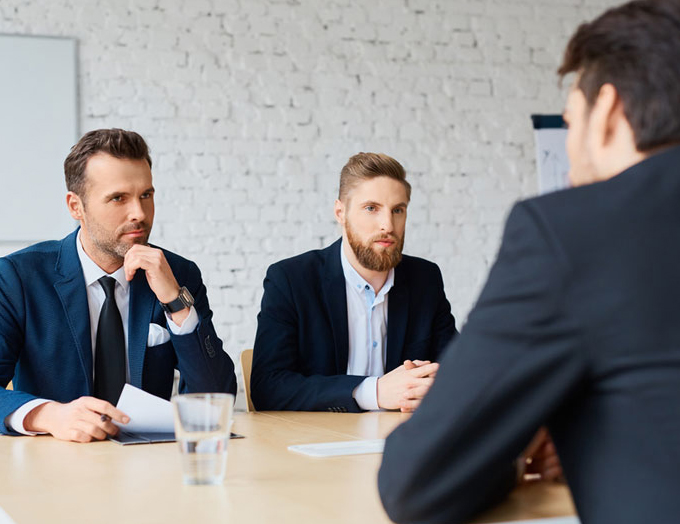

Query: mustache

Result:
[119,222,150,234]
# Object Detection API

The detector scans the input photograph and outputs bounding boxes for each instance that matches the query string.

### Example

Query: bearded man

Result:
[251,152,457,412]
[0,129,236,441]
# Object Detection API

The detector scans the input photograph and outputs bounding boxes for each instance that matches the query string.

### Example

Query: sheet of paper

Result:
[288,439,385,457]
[115,384,174,433]
[495,518,580,524]
[0,505,17,524]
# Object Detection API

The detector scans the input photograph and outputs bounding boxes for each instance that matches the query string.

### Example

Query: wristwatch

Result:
[160,286,194,314]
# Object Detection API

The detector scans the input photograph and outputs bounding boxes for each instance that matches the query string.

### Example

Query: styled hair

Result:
[64,128,152,197]
[338,152,411,202]
[558,0,680,151]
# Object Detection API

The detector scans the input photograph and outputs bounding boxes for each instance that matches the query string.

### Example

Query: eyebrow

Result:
[103,187,155,200]
[359,200,408,208]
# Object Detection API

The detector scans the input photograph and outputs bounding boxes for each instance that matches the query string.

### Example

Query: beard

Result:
[85,219,151,261]
[346,221,404,272]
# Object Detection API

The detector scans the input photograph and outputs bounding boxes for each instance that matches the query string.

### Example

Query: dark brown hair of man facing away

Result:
[64,128,153,198]
[558,0,680,151]
[338,152,412,202]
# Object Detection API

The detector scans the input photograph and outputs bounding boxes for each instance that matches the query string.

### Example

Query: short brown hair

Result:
[338,153,411,202]
[558,0,680,151]
[64,128,152,197]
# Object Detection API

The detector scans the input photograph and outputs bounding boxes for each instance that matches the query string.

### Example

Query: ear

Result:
[334,199,346,226]
[66,192,84,221]
[588,83,620,149]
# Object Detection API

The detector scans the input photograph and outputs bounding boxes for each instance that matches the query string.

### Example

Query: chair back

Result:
[239,349,255,412]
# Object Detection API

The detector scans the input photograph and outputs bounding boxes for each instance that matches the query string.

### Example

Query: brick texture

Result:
[0,0,622,406]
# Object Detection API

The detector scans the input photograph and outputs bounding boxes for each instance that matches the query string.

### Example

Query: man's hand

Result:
[23,397,130,443]
[124,245,189,325]
[520,427,563,482]
[377,361,439,412]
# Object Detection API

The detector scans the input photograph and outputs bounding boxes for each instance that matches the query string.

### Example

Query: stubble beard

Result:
[86,219,151,262]
[346,222,404,272]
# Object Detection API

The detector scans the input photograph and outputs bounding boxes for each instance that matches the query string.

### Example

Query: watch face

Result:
[179,286,194,306]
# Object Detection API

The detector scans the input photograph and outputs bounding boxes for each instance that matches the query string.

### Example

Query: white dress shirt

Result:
[341,241,394,411]
[6,232,198,435]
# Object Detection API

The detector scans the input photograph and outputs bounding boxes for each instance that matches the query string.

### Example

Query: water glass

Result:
[171,393,234,485]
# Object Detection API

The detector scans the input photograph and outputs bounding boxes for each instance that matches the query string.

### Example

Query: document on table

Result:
[111,384,243,445]
[288,439,385,457]
[495,518,580,524]
[0,504,17,524]
[112,384,175,444]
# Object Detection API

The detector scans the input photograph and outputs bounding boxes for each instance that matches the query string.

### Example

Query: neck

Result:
[79,229,123,274]
[342,238,389,294]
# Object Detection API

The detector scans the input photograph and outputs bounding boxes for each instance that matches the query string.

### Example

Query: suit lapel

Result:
[128,270,155,388]
[322,240,350,374]
[386,264,409,372]
[53,229,93,392]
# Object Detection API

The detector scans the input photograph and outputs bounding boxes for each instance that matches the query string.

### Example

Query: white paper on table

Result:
[0,505,17,524]
[288,439,385,457]
[495,517,580,524]
[115,384,174,433]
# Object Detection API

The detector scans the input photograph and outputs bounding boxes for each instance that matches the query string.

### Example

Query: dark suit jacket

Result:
[251,239,457,412]
[0,229,237,435]
[379,145,680,524]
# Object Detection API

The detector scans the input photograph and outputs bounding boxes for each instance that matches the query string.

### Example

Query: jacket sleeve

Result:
[378,202,587,524]
[251,263,365,412]
[0,257,40,435]
[169,260,237,396]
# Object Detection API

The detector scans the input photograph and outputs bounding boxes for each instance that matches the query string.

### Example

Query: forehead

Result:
[346,176,409,205]
[84,153,152,192]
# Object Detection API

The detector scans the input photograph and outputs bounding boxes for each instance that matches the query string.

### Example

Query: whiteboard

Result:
[0,34,78,242]
[531,115,570,194]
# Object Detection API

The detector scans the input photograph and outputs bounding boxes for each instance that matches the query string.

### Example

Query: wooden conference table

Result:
[0,411,576,523]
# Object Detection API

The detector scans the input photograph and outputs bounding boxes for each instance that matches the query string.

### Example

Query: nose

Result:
[127,198,146,224]
[379,209,394,234]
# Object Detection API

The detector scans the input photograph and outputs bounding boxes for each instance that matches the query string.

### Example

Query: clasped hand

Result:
[377,360,439,412]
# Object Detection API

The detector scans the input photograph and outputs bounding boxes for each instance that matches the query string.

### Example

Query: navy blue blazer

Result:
[251,239,457,412]
[379,146,680,524]
[0,229,236,435]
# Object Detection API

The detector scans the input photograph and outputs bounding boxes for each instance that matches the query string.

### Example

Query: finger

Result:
[523,427,548,459]
[410,360,431,367]
[399,398,421,412]
[408,362,439,378]
[403,360,415,370]
[541,465,564,481]
[82,397,130,424]
[77,420,109,441]
[402,384,432,400]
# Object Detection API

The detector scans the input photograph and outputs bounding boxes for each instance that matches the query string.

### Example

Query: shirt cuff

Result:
[5,398,51,435]
[352,377,380,411]
[165,306,199,335]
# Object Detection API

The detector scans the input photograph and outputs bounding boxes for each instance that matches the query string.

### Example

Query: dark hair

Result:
[339,153,412,202]
[64,128,152,197]
[558,0,680,151]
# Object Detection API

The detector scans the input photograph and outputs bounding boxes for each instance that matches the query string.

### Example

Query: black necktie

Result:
[93,276,126,405]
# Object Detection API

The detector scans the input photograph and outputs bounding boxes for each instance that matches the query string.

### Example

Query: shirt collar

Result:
[76,230,129,292]
[340,239,394,299]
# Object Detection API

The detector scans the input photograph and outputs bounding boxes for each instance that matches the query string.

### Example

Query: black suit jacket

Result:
[251,239,457,412]
[379,146,680,523]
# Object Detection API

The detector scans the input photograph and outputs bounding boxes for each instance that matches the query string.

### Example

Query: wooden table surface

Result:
[0,411,576,524]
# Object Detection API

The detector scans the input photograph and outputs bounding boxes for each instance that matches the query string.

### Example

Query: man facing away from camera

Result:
[379,1,680,523]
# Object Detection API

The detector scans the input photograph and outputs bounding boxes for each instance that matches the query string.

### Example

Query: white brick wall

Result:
[1,0,622,405]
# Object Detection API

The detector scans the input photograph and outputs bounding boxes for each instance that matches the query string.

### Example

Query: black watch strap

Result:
[161,286,194,314]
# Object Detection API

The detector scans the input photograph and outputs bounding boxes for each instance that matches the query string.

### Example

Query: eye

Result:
[111,196,122,203]
[393,207,405,214]
[365,205,376,212]
[141,192,152,199]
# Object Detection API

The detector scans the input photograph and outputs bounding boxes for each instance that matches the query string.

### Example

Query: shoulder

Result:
[266,241,338,282]
[1,239,62,275]
[396,253,444,282]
